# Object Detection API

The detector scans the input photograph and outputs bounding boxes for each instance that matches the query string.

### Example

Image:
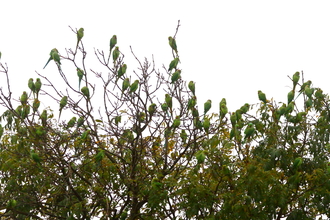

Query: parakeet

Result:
[43,48,59,69]
[203,117,210,133]
[219,98,228,119]
[161,103,169,116]
[122,78,130,93]
[109,35,117,53]
[30,150,41,166]
[137,112,146,122]
[20,91,28,106]
[172,116,180,129]
[258,90,267,103]
[188,81,195,95]
[59,96,68,120]
[304,85,313,98]
[230,112,237,126]
[95,150,105,164]
[168,57,179,72]
[171,69,181,83]
[116,64,127,84]
[192,107,199,118]
[287,90,294,104]
[67,117,77,128]
[239,103,249,114]
[292,72,300,90]
[77,68,84,90]
[148,103,157,116]
[76,28,84,50]
[180,129,187,143]
[129,80,139,93]
[113,46,120,63]
[51,49,61,67]
[35,78,42,96]
[40,110,47,126]
[188,96,197,110]
[165,94,172,110]
[168,36,178,55]
[244,123,255,140]
[77,116,84,128]
[28,78,35,93]
[204,100,212,115]
[81,86,90,99]
[32,98,40,112]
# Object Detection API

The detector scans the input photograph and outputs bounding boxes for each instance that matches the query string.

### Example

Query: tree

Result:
[1,23,330,220]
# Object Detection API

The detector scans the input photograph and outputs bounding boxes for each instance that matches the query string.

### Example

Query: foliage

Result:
[0,22,330,220]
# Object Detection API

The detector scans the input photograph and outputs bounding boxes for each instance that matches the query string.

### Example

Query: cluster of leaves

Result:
[0,23,330,220]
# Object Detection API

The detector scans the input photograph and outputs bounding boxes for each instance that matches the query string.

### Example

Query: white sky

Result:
[1,1,330,112]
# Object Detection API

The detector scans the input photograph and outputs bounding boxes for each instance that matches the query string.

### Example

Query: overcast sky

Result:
[1,1,330,112]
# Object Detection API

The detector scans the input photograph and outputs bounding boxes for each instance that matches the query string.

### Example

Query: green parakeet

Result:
[168,57,179,72]
[192,107,199,118]
[116,64,127,83]
[81,86,90,99]
[219,98,228,120]
[196,150,206,164]
[188,81,195,95]
[188,96,197,110]
[180,129,187,143]
[230,112,237,126]
[77,116,84,128]
[76,28,84,50]
[67,117,76,128]
[137,112,146,122]
[204,99,212,115]
[113,46,120,63]
[293,157,303,171]
[95,150,105,164]
[244,123,255,140]
[109,35,117,53]
[304,85,313,98]
[258,90,267,103]
[165,94,172,110]
[43,48,59,69]
[286,101,294,114]
[161,103,169,116]
[122,78,130,93]
[168,36,178,55]
[30,150,41,166]
[240,103,250,114]
[20,91,28,105]
[203,117,210,133]
[171,69,181,83]
[51,49,61,67]
[148,103,157,116]
[40,110,47,126]
[59,96,68,120]
[28,78,35,93]
[77,68,84,90]
[35,78,42,96]
[297,80,312,99]
[292,71,300,90]
[288,90,295,104]
[172,116,180,129]
[129,80,139,93]
[32,98,40,112]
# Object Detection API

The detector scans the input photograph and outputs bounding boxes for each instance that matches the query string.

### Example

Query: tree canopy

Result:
[1,23,330,220]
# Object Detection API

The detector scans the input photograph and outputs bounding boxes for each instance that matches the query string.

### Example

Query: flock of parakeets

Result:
[38,27,311,152]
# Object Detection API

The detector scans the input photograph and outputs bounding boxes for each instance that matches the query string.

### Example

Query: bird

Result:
[43,48,59,69]
[59,96,68,120]
[204,100,212,115]
[188,81,195,95]
[77,68,84,90]
[76,28,84,51]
